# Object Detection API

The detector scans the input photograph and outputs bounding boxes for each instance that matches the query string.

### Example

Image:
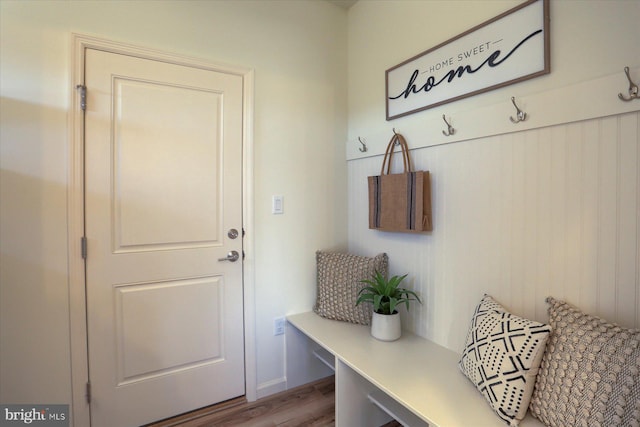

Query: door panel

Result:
[113,78,222,251]
[115,277,224,383]
[84,48,244,427]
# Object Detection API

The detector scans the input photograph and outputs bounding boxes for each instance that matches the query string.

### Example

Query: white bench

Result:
[286,312,545,427]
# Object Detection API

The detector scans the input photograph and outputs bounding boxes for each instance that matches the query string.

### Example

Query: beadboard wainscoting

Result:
[348,111,639,353]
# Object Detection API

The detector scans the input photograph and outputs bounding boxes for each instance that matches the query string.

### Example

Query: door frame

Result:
[67,33,256,427]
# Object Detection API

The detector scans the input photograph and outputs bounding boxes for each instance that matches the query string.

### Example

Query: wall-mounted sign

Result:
[386,0,550,121]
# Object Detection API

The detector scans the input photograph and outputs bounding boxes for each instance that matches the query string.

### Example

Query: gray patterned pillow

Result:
[313,251,388,325]
[529,297,640,427]
[459,295,551,426]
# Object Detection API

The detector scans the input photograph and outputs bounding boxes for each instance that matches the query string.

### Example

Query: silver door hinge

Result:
[86,381,91,404]
[81,236,87,259]
[76,84,87,111]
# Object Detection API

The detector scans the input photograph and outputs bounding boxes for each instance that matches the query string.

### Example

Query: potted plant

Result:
[356,271,422,341]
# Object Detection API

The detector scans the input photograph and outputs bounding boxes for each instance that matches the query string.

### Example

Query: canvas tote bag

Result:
[368,133,432,232]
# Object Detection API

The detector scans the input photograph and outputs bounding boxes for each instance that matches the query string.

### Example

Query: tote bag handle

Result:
[380,132,412,175]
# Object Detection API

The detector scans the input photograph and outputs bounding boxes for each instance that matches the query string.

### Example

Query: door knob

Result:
[218,250,240,262]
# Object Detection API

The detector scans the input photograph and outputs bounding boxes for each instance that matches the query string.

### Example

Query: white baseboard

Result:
[255,377,287,399]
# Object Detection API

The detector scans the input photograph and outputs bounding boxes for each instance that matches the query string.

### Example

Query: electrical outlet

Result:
[274,317,285,336]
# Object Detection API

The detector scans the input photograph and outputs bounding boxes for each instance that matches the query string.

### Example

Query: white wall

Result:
[0,0,347,413]
[3,0,639,419]
[348,0,640,352]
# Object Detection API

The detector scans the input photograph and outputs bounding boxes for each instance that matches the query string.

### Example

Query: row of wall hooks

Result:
[356,66,637,152]
[356,95,526,151]
[438,95,527,138]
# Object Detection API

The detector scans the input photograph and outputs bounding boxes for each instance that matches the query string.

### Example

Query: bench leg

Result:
[285,321,334,390]
[335,360,394,427]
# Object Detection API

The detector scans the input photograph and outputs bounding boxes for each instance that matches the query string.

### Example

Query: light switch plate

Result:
[272,195,284,214]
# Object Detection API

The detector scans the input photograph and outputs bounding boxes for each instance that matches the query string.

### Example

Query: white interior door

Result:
[84,48,245,427]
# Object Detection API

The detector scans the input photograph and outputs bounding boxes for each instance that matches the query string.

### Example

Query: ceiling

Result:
[328,0,358,9]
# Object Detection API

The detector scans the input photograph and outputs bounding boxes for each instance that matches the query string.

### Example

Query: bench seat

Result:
[286,312,545,427]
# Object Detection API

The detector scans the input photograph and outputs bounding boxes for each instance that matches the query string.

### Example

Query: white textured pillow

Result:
[459,295,551,426]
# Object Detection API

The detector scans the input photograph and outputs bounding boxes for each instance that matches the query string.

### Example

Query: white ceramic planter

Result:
[371,311,401,341]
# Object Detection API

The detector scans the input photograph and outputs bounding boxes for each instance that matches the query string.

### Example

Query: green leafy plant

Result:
[356,271,422,315]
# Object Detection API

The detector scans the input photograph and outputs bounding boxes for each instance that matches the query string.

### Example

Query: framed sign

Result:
[386,0,549,121]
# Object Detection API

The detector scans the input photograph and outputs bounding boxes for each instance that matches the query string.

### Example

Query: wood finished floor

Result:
[145,376,401,427]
